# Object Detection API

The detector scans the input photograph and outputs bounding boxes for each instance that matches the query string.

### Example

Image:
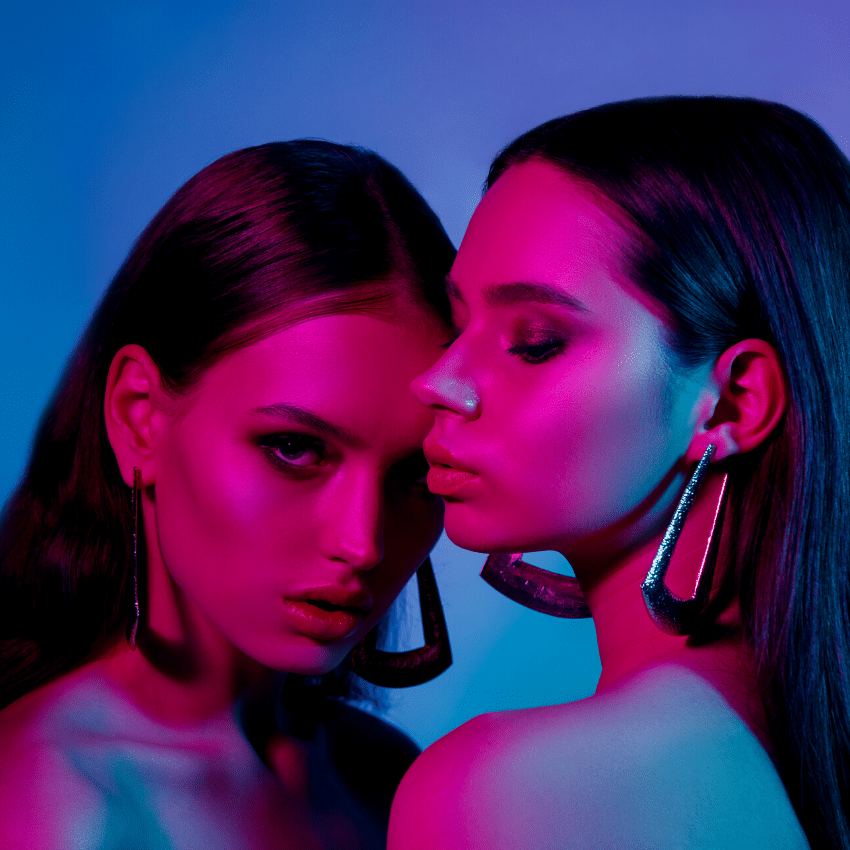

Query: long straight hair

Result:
[488,97,850,849]
[0,140,454,710]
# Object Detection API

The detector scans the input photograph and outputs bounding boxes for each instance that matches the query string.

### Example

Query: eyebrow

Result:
[250,403,366,448]
[445,276,589,312]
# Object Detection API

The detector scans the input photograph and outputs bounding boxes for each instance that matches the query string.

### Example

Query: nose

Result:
[411,347,480,419]
[323,471,385,570]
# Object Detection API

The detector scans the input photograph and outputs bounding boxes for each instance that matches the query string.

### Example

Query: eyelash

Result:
[260,437,433,497]
[440,322,566,365]
[259,434,326,472]
[507,337,566,364]
[439,330,462,350]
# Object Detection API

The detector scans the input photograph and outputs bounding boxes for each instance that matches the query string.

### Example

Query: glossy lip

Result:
[424,439,479,497]
[282,585,374,642]
[423,439,477,474]
[426,466,478,497]
[288,584,374,611]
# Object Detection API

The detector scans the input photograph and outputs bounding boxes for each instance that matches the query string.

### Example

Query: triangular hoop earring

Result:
[350,557,452,688]
[480,553,591,618]
[127,467,141,650]
[641,443,729,636]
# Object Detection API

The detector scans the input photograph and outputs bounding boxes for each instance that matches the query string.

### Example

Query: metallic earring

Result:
[127,467,141,650]
[641,443,729,636]
[350,558,452,688]
[480,553,591,618]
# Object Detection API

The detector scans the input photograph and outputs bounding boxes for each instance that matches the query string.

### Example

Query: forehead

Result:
[176,311,443,448]
[454,159,628,291]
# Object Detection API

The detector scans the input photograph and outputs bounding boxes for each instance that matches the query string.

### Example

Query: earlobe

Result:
[690,339,787,462]
[104,344,164,487]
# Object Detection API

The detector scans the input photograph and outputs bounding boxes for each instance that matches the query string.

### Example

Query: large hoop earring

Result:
[350,558,452,688]
[480,553,591,618]
[127,467,141,650]
[641,443,729,636]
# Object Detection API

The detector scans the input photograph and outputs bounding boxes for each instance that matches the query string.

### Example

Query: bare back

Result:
[389,664,808,850]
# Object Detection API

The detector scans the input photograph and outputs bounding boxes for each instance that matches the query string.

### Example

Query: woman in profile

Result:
[0,140,455,848]
[392,97,849,848]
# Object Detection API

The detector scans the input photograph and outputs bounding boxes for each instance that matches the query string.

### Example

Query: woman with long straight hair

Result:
[392,97,849,849]
[0,139,455,848]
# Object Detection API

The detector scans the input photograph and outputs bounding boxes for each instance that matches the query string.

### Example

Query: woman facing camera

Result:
[0,140,455,848]
[391,97,850,849]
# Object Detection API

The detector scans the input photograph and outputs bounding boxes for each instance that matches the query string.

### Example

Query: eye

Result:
[259,434,325,470]
[507,336,566,364]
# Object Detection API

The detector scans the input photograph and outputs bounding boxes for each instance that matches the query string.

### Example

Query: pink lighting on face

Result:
[423,438,479,498]
[425,467,478,498]
[280,599,368,642]
[412,160,710,565]
[282,582,374,642]
[145,309,446,675]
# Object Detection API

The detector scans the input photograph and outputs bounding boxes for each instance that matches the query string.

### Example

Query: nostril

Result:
[410,370,439,407]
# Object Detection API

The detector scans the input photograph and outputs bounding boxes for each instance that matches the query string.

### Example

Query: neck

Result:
[101,519,277,725]
[568,468,770,748]
[97,630,277,727]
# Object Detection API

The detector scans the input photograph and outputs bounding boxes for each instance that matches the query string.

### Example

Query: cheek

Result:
[508,363,672,527]
[154,425,303,597]
[159,436,246,554]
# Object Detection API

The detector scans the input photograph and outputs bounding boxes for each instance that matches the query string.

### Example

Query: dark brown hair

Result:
[0,140,454,708]
[489,96,850,849]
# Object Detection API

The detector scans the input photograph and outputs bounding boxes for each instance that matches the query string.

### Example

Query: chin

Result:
[444,506,567,557]
[442,523,493,554]
[241,639,352,677]
[444,513,527,555]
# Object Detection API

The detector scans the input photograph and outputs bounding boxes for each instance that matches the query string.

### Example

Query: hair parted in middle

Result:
[0,139,455,710]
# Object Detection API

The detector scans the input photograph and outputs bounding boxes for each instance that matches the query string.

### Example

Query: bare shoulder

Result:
[0,676,110,849]
[389,665,809,850]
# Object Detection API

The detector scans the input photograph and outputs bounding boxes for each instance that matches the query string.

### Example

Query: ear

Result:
[104,344,166,488]
[687,339,787,463]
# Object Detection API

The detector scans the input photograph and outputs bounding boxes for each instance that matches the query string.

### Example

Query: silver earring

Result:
[641,443,729,636]
[127,467,141,650]
[480,553,591,618]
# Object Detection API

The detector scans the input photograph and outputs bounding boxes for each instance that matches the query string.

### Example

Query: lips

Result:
[423,440,476,473]
[423,439,479,497]
[283,585,374,642]
[289,585,374,612]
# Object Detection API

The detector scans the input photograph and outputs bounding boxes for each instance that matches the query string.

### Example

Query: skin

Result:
[390,160,805,849]
[0,305,447,849]
[131,308,446,687]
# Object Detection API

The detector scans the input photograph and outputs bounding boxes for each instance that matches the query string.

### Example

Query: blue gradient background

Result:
[3,0,849,747]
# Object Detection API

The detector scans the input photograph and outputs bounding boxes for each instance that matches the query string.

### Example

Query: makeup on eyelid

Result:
[413,159,703,563]
[258,434,325,470]
[148,310,446,673]
[507,320,570,363]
